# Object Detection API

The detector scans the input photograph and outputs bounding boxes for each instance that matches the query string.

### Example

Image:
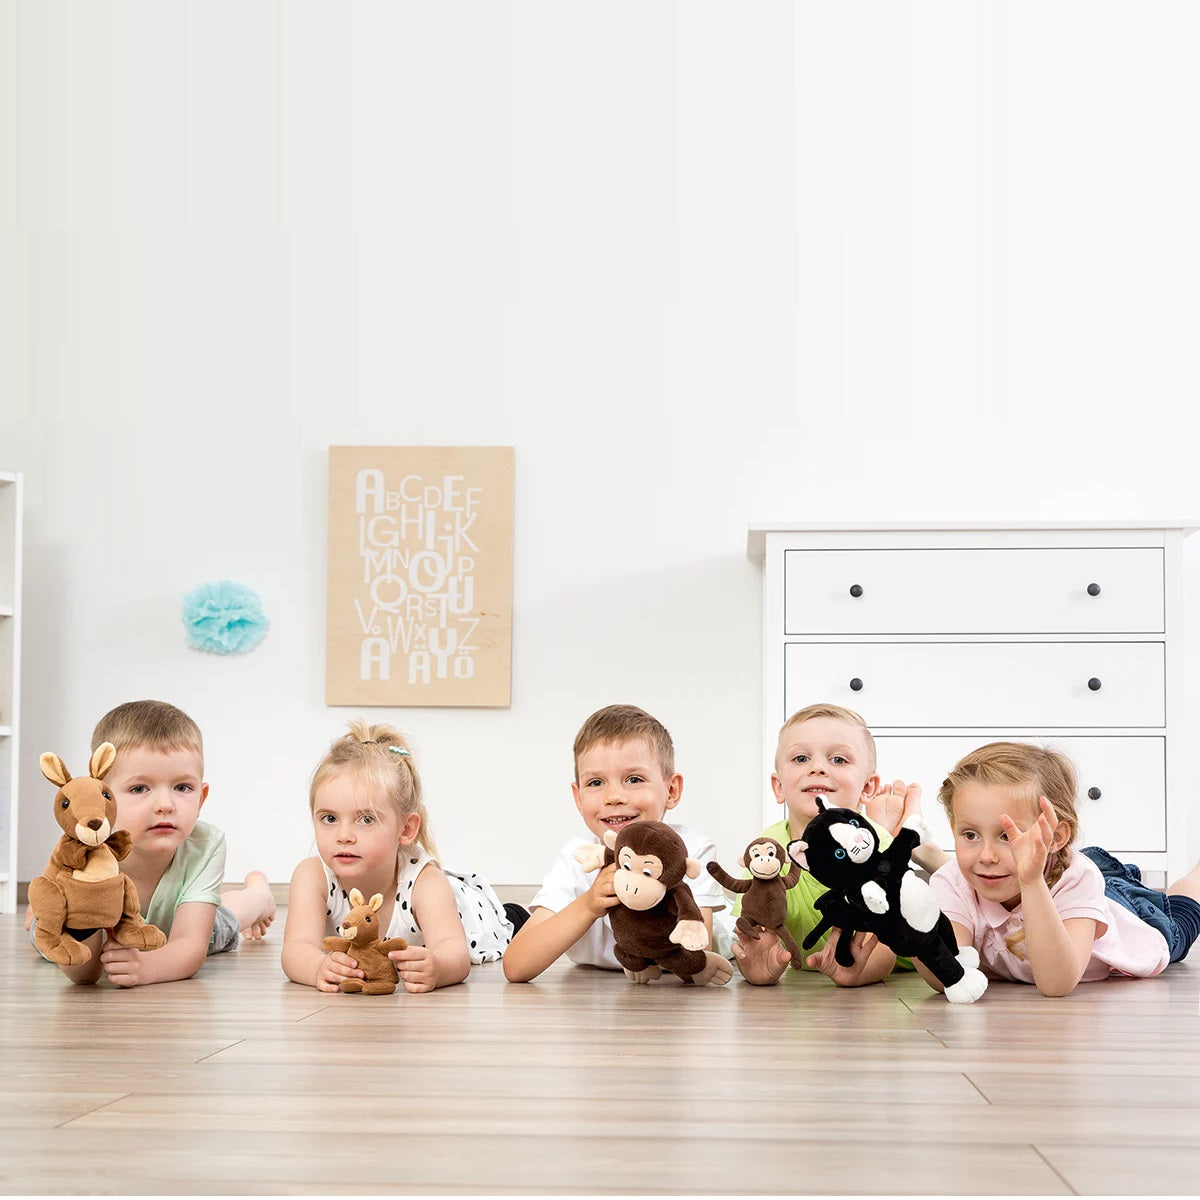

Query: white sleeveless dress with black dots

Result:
[321,847,513,963]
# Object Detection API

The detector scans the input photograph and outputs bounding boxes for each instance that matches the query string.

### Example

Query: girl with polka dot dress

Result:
[282,720,515,993]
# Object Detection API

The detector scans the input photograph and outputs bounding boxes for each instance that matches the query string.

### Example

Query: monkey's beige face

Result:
[745,841,784,880]
[613,845,670,910]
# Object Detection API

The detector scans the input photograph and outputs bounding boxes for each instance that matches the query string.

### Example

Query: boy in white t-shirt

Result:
[503,704,730,982]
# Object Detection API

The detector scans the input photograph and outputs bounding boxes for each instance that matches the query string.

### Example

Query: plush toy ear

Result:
[348,888,366,907]
[368,893,383,911]
[788,840,810,872]
[40,753,71,787]
[89,742,117,781]
[603,829,619,850]
[736,853,747,870]
[684,857,701,880]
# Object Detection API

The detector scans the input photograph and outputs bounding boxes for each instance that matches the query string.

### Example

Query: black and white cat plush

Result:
[787,799,987,1004]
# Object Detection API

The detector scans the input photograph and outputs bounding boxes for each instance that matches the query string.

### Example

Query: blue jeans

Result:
[1080,846,1200,963]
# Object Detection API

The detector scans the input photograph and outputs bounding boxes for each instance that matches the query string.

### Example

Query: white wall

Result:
[3,1,1199,887]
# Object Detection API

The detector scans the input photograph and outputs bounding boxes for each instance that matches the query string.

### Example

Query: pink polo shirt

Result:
[929,854,1169,983]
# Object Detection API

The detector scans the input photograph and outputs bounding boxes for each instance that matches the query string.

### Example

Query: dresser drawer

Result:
[872,735,1167,854]
[784,641,1165,728]
[784,548,1164,635]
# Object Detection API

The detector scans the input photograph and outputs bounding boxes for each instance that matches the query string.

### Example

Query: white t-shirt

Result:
[529,822,732,969]
[930,853,1170,982]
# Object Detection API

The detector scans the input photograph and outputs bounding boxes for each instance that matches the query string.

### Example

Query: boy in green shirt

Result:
[734,703,947,986]
[32,699,275,986]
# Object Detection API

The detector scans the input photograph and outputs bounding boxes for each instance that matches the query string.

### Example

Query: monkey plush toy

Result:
[707,838,805,969]
[575,821,732,986]
[788,798,988,1004]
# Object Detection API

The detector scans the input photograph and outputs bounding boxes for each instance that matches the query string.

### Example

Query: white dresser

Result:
[748,522,1196,880]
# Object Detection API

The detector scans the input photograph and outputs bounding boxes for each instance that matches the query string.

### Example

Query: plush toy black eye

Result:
[102,790,112,801]
[60,798,70,809]
[848,818,859,827]
[365,915,373,923]
[834,848,846,859]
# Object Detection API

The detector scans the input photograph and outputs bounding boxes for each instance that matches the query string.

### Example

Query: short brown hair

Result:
[573,704,675,780]
[937,741,1078,887]
[92,700,203,763]
[776,703,876,773]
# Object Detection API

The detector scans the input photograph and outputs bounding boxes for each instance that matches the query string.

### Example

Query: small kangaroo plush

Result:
[322,889,410,994]
[29,743,167,966]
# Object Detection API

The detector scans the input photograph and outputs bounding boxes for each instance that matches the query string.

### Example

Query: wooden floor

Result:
[2,910,1199,1196]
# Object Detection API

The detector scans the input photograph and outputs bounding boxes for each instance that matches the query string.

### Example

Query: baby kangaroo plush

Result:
[29,743,167,966]
[322,889,409,994]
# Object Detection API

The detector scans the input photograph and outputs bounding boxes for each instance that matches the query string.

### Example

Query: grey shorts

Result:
[208,904,240,955]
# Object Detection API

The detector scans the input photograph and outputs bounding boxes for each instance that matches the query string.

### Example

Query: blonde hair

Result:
[92,700,204,764]
[309,719,437,860]
[573,704,675,781]
[937,741,1078,888]
[776,703,877,773]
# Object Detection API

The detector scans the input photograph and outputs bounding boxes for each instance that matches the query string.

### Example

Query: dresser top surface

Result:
[747,521,1200,563]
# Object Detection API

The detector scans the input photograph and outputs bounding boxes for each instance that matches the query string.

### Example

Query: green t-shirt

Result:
[735,816,913,972]
[142,820,226,936]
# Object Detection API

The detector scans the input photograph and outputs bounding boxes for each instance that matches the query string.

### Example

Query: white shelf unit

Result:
[0,472,22,913]
[749,521,1196,881]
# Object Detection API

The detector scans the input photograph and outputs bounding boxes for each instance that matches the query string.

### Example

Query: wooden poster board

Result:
[326,446,514,707]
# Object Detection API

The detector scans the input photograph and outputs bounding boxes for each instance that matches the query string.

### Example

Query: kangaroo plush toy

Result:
[29,743,167,966]
[322,889,409,994]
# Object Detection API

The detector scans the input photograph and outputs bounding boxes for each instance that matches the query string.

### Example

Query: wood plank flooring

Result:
[2,910,1198,1195]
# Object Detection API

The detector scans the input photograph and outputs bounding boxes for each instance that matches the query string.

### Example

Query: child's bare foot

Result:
[1166,860,1200,905]
[863,779,923,837]
[221,870,276,939]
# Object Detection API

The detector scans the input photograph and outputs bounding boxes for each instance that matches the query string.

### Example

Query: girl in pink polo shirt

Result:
[922,742,1200,997]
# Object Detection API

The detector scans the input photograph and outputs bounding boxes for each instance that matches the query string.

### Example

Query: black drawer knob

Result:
[1087,787,1102,801]
[849,677,864,692]
[1087,677,1103,691]
[849,584,864,598]
[1087,583,1101,597]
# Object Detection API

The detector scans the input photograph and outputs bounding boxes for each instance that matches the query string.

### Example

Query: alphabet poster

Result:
[326,446,514,707]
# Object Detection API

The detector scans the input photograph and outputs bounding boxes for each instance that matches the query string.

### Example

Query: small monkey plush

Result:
[322,889,409,994]
[29,743,167,966]
[575,821,732,986]
[707,838,805,968]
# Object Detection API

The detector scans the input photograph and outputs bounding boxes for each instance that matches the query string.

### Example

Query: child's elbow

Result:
[1037,978,1080,998]
[502,954,532,983]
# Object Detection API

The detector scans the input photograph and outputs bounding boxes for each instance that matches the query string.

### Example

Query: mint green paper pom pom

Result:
[182,581,269,655]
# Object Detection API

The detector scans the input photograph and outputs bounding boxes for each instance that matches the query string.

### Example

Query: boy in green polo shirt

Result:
[733,703,947,986]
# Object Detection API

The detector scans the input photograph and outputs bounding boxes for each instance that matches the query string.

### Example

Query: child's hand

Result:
[98,938,145,988]
[731,933,791,985]
[1000,796,1058,887]
[317,950,363,993]
[582,862,619,920]
[390,945,438,994]
[24,902,34,932]
[805,928,880,986]
[862,779,923,837]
